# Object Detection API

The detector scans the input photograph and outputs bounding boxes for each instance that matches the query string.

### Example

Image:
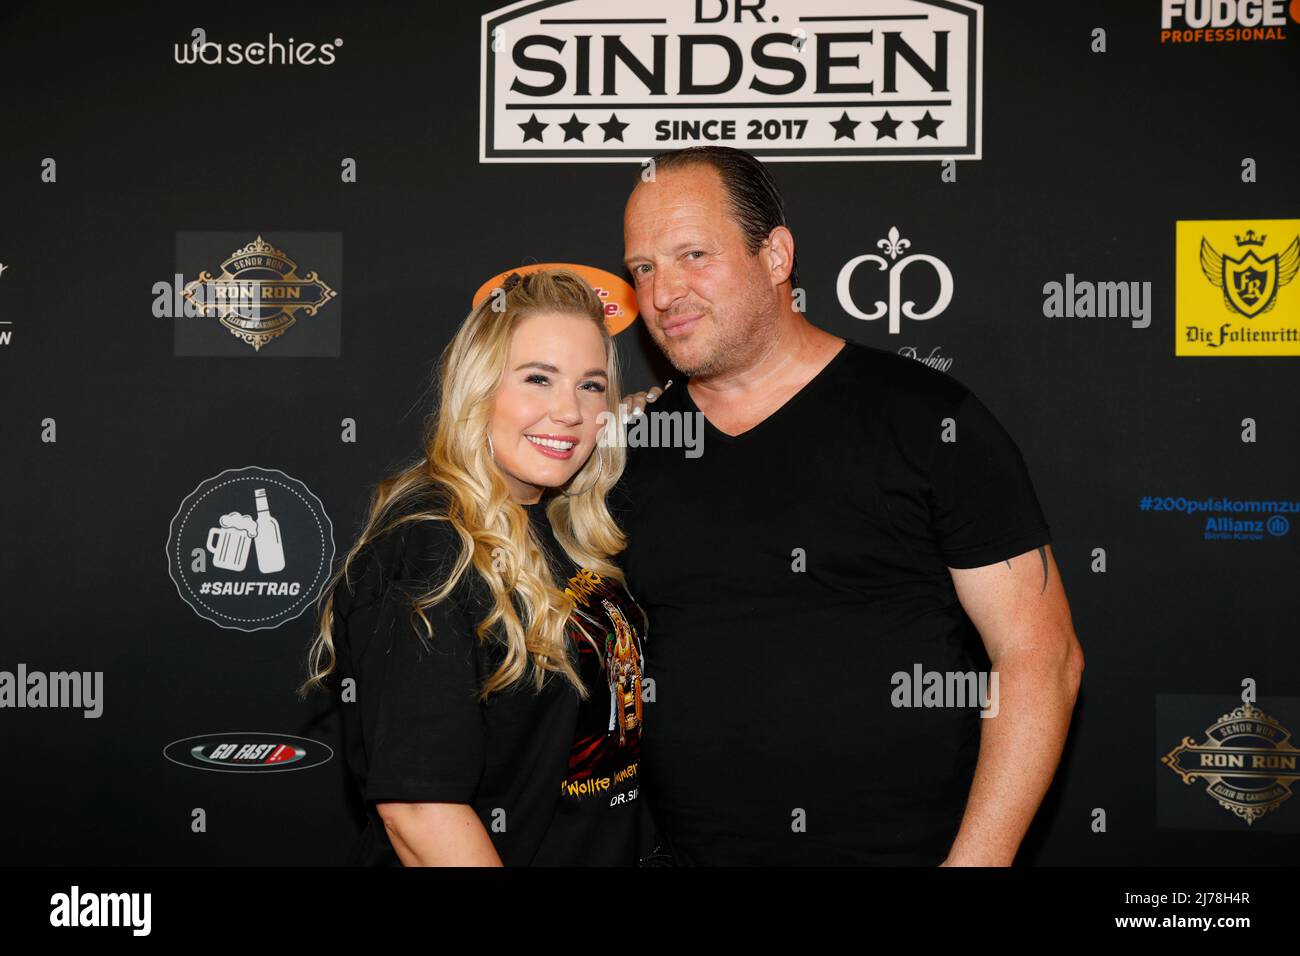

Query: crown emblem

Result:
[1234,229,1266,247]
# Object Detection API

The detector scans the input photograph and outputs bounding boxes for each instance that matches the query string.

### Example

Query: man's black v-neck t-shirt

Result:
[329,496,646,866]
[610,340,1052,865]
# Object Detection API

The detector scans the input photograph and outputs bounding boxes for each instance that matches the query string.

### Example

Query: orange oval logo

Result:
[471,263,639,336]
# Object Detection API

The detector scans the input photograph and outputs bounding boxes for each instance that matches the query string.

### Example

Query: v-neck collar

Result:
[681,340,851,443]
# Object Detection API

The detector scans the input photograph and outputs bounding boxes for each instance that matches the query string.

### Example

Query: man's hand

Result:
[620,380,671,415]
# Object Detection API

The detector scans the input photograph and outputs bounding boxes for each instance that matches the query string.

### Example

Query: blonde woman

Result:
[299,269,647,866]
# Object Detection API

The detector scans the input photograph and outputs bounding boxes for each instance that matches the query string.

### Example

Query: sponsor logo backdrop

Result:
[0,0,1296,864]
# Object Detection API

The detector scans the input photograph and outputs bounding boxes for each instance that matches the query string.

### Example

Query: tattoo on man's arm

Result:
[1005,547,1051,594]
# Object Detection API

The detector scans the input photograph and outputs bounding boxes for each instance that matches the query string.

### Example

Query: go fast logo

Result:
[163,732,333,773]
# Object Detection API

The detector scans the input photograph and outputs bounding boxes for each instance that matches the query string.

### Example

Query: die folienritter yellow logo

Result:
[182,236,337,351]
[1176,219,1300,356]
[1161,703,1300,824]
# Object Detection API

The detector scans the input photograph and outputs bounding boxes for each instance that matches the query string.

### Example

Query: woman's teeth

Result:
[525,436,575,450]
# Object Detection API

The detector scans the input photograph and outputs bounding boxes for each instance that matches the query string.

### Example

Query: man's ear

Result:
[764,226,795,286]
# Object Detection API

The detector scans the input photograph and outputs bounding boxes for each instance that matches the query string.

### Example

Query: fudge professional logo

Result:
[837,226,954,334]
[480,0,982,162]
[180,235,338,352]
[174,29,343,65]
[1159,0,1297,44]
[166,466,335,632]
[473,262,640,335]
[163,732,333,772]
[1161,703,1299,824]
[1176,220,1300,355]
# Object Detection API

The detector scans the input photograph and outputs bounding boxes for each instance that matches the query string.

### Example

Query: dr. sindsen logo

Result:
[1161,702,1300,824]
[181,236,336,351]
[480,0,983,163]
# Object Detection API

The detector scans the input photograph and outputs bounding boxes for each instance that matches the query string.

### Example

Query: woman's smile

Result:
[525,433,579,459]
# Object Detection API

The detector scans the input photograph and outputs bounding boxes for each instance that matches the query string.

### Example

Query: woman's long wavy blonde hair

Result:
[297,268,628,702]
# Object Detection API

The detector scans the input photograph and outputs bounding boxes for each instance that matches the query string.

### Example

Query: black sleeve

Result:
[342,518,487,805]
[927,390,1052,569]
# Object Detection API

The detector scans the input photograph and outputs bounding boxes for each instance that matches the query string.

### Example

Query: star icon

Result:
[598,113,629,142]
[518,114,547,143]
[829,110,860,141]
[560,113,590,142]
[871,111,902,140]
[912,110,943,139]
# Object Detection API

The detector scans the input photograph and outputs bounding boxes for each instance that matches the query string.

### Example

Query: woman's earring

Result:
[560,451,605,497]
[487,434,495,459]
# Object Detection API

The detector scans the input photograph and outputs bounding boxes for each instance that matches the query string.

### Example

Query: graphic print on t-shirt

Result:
[558,565,645,805]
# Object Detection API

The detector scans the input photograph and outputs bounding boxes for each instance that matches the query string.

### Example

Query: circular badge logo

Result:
[166,466,334,632]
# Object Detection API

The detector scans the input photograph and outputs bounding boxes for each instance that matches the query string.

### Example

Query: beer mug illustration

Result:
[206,512,258,572]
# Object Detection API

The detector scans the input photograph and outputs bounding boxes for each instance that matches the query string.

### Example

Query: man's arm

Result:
[941,543,1084,866]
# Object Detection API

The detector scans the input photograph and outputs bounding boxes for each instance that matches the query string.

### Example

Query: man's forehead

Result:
[636,160,722,201]
[624,170,729,246]
[625,192,715,228]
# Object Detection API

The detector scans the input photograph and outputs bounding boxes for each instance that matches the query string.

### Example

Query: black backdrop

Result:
[1,0,1297,866]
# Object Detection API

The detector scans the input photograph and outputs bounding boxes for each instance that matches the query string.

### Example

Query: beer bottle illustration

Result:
[253,488,286,573]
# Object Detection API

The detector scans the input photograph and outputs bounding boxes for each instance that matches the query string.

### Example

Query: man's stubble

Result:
[651,280,781,380]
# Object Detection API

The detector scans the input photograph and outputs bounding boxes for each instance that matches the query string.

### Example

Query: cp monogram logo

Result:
[837,227,955,334]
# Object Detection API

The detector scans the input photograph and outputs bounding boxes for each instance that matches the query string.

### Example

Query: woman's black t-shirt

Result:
[329,496,646,866]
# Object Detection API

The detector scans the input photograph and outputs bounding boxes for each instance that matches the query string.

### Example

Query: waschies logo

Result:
[1159,0,1297,44]
[1176,219,1299,355]
[166,466,335,632]
[181,235,338,352]
[173,29,343,65]
[837,226,954,334]
[163,732,332,772]
[480,0,982,163]
[473,263,639,335]
[1161,702,1300,826]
